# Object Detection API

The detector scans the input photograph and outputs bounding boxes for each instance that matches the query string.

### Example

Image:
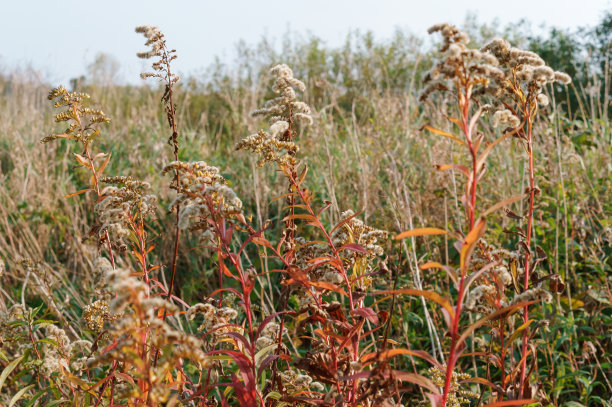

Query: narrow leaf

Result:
[395,228,447,240]
[457,301,536,348]
[421,125,466,145]
[339,243,369,254]
[64,188,93,199]
[282,214,316,222]
[351,307,379,325]
[310,281,348,296]
[460,218,486,270]
[391,371,440,394]
[435,164,470,177]
[96,153,112,178]
[9,384,34,407]
[476,131,514,172]
[73,153,92,169]
[481,194,527,218]
[0,356,23,392]
[361,348,442,370]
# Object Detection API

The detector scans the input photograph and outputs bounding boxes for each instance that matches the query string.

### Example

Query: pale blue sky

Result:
[2,0,610,85]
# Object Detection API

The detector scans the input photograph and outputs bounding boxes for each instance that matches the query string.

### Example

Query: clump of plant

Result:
[0,21,584,407]
[393,23,572,406]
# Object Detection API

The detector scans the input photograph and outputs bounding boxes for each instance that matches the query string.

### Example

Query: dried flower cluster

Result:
[278,369,324,394]
[94,176,157,250]
[83,299,113,332]
[427,365,478,407]
[162,161,242,243]
[421,24,504,101]
[481,38,571,106]
[41,85,110,144]
[331,210,388,287]
[236,64,312,168]
[293,210,387,292]
[187,302,239,344]
[135,25,178,83]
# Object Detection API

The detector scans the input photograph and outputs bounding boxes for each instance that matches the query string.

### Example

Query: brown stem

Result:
[154,43,181,367]
[519,114,535,397]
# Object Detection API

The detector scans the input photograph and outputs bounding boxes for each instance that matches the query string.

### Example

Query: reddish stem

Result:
[442,85,477,406]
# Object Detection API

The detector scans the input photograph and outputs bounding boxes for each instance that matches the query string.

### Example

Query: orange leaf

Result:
[282,213,316,222]
[481,194,527,218]
[310,281,348,296]
[395,228,447,240]
[97,153,112,178]
[64,188,93,198]
[460,218,486,270]
[421,262,458,287]
[251,236,273,249]
[73,153,92,169]
[420,261,447,270]
[361,348,442,370]
[220,261,235,278]
[421,125,466,145]
[435,164,470,177]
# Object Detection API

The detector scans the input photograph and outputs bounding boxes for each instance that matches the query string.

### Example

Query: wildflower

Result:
[510,285,553,306]
[466,284,497,314]
[83,299,113,332]
[481,37,572,109]
[237,64,312,168]
[188,302,240,343]
[41,87,109,144]
[492,109,521,128]
[135,26,164,60]
[94,176,157,250]
[162,161,242,242]
[536,93,549,107]
[426,365,478,407]
[41,325,72,377]
[278,369,324,394]
[255,322,287,357]
[421,24,504,102]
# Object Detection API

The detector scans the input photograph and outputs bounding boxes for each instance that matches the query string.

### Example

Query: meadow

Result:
[0,17,610,407]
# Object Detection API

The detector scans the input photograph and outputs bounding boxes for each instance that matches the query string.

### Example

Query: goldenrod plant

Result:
[0,20,609,407]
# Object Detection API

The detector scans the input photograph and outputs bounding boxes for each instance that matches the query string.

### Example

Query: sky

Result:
[2,0,611,85]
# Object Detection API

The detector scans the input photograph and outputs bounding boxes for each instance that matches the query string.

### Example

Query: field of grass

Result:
[0,18,610,407]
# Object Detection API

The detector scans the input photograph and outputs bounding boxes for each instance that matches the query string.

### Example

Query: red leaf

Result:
[339,243,369,254]
[351,307,379,325]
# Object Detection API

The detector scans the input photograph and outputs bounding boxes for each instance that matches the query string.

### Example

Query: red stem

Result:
[442,85,477,406]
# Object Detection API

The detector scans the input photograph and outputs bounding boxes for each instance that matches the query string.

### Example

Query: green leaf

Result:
[265,391,282,401]
[37,338,59,346]
[25,386,52,407]
[0,356,24,393]
[9,384,35,407]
